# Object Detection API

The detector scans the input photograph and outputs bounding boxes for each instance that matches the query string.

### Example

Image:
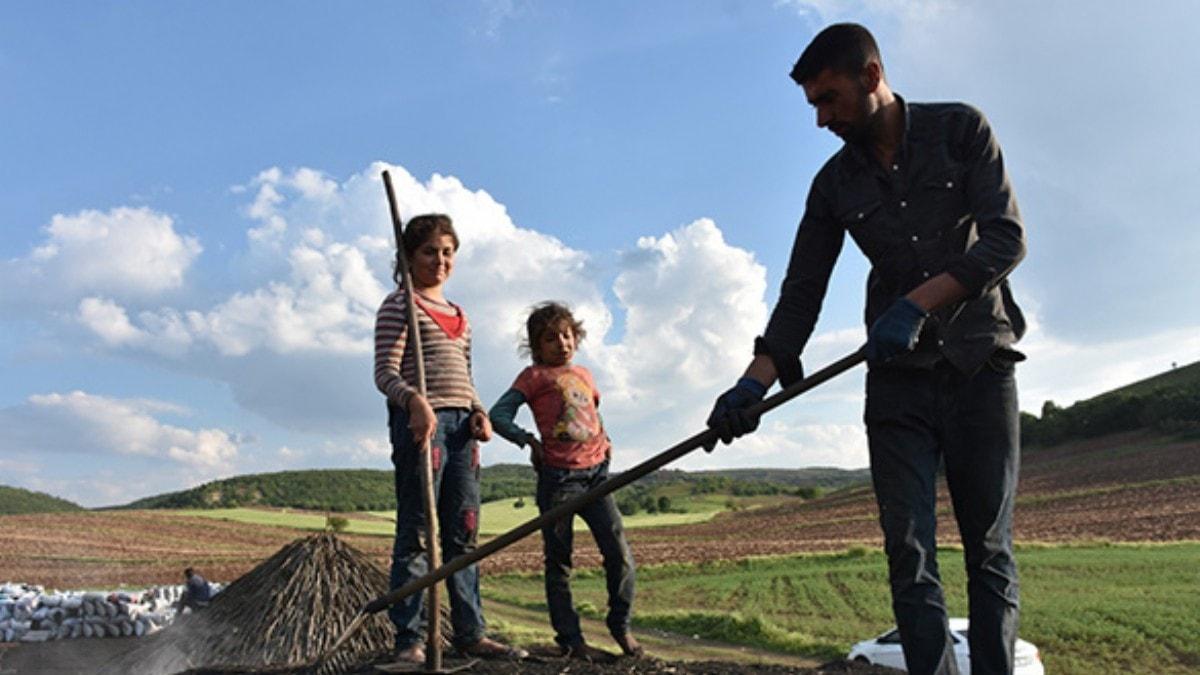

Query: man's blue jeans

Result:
[535,460,636,647]
[388,406,485,651]
[865,359,1020,675]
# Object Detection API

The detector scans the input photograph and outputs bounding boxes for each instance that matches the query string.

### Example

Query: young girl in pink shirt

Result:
[489,302,642,659]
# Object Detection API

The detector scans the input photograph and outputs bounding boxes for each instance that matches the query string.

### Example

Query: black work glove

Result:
[865,297,928,363]
[705,377,768,450]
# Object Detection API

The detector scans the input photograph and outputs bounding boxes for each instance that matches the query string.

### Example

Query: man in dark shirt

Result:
[707,23,1025,675]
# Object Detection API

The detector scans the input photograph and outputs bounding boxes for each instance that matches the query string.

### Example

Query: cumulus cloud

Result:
[60,161,870,472]
[1,391,238,467]
[0,391,241,506]
[2,206,201,306]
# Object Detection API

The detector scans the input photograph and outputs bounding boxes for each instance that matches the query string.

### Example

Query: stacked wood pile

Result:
[0,582,198,642]
[106,533,397,675]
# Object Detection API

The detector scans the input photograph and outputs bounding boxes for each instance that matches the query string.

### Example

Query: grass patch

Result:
[483,543,1200,674]
[476,494,730,536]
[175,507,395,536]
[635,610,844,660]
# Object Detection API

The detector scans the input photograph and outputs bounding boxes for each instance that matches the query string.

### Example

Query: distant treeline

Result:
[111,465,869,513]
[1022,362,1200,447]
[0,485,83,515]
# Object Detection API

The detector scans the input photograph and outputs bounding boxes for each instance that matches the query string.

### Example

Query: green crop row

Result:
[482,542,1200,674]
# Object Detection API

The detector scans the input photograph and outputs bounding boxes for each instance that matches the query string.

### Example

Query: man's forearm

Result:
[906,272,968,313]
[742,355,779,390]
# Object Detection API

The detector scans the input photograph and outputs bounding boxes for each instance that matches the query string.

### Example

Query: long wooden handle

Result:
[360,347,866,615]
[381,170,442,670]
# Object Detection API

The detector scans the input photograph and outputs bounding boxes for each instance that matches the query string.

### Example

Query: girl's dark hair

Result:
[523,301,586,364]
[393,213,460,285]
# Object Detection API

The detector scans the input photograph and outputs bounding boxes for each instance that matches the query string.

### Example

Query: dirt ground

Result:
[0,638,899,675]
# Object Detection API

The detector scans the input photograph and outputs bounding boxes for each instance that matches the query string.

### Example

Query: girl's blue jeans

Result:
[535,459,636,647]
[387,406,485,651]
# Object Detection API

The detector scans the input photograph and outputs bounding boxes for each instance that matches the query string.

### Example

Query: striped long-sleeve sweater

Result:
[373,287,485,413]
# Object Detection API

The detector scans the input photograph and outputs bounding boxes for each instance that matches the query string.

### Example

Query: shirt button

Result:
[911,235,919,242]
[892,164,899,171]
[922,270,930,278]
[946,181,954,188]
[937,339,945,346]
[900,200,908,208]
[857,212,865,220]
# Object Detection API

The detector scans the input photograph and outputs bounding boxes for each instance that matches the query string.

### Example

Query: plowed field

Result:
[3,430,1197,588]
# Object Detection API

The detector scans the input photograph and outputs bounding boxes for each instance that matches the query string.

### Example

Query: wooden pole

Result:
[382,170,443,671]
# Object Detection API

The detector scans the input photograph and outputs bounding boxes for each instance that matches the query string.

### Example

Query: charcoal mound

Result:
[107,533,395,675]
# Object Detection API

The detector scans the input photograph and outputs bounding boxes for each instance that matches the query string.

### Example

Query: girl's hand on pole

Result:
[469,410,493,442]
[528,437,545,470]
[407,394,437,447]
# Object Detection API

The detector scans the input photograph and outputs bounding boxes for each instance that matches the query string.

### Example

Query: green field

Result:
[177,507,397,535]
[481,542,1200,674]
[475,492,747,536]
[177,491,749,538]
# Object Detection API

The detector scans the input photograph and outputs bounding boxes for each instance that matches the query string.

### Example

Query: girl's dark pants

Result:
[536,459,636,648]
[865,359,1020,675]
[388,406,485,651]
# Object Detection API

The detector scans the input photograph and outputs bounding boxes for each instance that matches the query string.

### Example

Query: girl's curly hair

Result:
[522,301,586,364]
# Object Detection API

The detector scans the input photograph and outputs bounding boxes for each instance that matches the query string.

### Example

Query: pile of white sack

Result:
[0,582,221,643]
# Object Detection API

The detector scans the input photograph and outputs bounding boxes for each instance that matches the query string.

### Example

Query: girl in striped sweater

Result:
[374,213,523,663]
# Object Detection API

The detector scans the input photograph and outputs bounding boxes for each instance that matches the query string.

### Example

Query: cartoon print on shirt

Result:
[552,371,599,442]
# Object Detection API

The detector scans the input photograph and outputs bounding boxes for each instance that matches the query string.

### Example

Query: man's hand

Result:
[469,410,493,442]
[865,297,928,363]
[527,437,545,470]
[705,377,768,449]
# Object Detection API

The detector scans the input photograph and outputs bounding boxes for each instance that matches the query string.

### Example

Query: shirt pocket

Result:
[915,164,970,241]
[840,199,888,260]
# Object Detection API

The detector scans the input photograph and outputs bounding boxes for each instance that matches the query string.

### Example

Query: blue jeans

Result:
[865,360,1020,675]
[388,406,485,650]
[536,460,636,647]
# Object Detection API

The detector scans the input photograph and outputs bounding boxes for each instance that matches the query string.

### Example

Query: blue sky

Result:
[2,1,1198,507]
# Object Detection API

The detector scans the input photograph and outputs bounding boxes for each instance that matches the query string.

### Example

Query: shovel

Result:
[324,347,866,663]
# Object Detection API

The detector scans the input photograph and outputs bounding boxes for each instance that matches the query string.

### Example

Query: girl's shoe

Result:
[461,636,529,660]
[562,642,617,662]
[612,632,645,657]
[393,644,425,664]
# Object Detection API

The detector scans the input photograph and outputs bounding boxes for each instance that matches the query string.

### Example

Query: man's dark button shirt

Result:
[760,95,1026,376]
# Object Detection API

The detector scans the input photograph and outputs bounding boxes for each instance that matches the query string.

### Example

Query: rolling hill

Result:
[1021,359,1200,447]
[0,485,83,515]
[115,465,871,512]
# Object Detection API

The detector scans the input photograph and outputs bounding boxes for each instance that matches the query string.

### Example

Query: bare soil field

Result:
[2,430,1196,587]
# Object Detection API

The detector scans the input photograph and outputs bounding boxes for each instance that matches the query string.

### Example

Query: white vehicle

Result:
[847,618,1044,674]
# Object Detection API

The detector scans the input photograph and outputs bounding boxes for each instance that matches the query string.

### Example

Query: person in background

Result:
[707,23,1027,675]
[181,567,212,610]
[489,302,643,660]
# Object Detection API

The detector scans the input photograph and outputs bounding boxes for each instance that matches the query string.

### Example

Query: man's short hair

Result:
[790,23,882,85]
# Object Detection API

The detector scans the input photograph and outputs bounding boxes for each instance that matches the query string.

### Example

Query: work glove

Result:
[705,377,768,450]
[865,297,928,363]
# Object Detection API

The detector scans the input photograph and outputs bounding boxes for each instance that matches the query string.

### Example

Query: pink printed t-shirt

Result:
[512,364,610,470]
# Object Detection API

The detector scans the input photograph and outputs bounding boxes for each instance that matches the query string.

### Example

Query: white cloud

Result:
[4,391,238,467]
[0,391,241,506]
[63,162,863,472]
[3,206,201,305]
